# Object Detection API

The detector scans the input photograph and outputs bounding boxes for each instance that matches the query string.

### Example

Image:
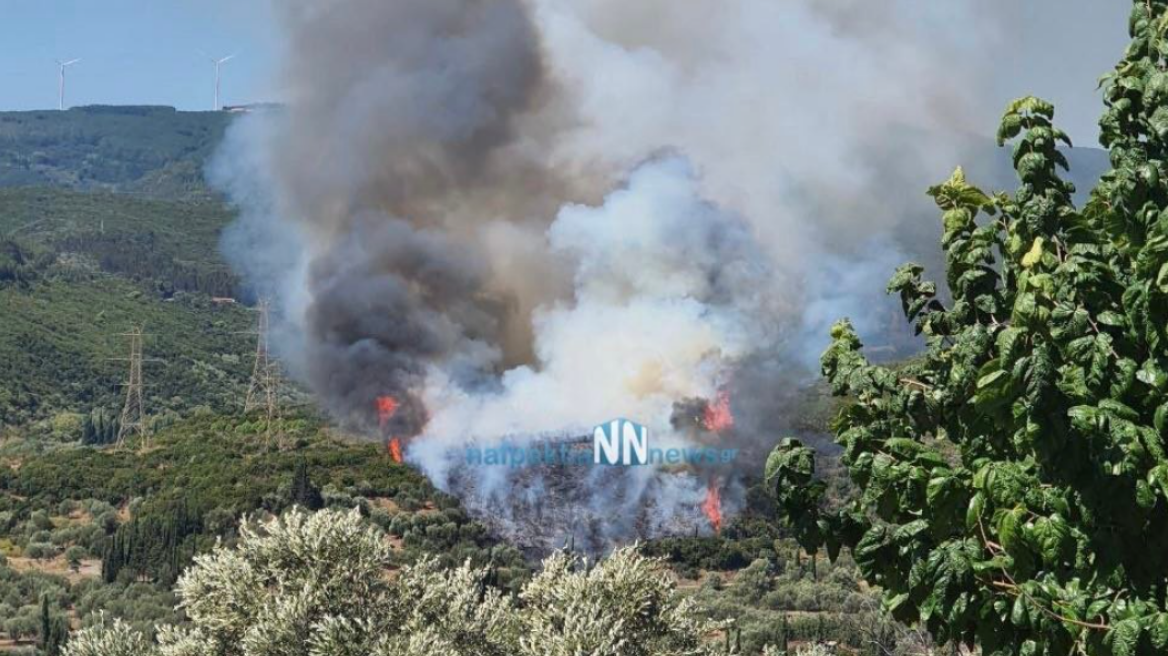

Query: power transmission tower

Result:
[242,300,284,443]
[111,325,160,449]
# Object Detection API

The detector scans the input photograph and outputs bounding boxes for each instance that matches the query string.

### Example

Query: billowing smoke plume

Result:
[225,0,568,436]
[418,157,781,445]
[212,0,1066,550]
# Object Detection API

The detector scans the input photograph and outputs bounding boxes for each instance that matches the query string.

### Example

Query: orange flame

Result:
[376,396,399,430]
[701,481,723,532]
[376,397,404,463]
[702,390,734,433]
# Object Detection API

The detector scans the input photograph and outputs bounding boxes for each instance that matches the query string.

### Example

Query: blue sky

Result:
[0,0,277,111]
[0,0,1133,143]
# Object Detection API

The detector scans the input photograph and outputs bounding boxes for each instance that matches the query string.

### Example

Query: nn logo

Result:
[593,418,648,466]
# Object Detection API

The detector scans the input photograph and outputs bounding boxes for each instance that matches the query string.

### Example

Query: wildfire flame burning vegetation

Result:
[702,390,735,434]
[376,396,403,464]
[702,482,723,533]
[209,0,996,554]
[700,392,733,533]
[375,396,398,428]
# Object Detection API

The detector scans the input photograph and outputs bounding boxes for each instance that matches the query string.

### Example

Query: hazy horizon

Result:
[0,0,277,112]
[0,2,1131,145]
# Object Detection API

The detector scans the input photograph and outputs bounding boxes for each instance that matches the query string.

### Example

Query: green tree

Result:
[766,4,1168,655]
[4,605,39,644]
[40,595,51,650]
[65,617,150,656]
[82,407,120,446]
[101,498,201,584]
[67,508,721,656]
[288,458,323,510]
[40,595,68,656]
[518,547,714,656]
[65,546,86,573]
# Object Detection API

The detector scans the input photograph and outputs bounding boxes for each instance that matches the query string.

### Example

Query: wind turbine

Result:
[202,52,236,110]
[56,58,81,111]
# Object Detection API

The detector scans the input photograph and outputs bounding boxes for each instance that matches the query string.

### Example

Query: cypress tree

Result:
[39,595,50,650]
[101,532,120,583]
[290,459,323,510]
[48,619,67,656]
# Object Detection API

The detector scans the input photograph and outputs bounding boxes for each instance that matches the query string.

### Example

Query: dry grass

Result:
[7,555,101,584]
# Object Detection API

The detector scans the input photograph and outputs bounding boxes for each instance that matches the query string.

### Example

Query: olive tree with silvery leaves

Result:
[66,507,724,656]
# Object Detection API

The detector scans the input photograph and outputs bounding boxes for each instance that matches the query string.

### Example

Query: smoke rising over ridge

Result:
[212,0,1109,549]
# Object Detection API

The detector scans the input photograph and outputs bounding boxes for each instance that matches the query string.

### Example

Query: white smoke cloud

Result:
[533,0,1000,255]
[414,157,777,466]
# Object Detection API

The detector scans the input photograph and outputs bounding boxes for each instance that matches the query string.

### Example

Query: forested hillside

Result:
[0,187,251,433]
[0,106,229,199]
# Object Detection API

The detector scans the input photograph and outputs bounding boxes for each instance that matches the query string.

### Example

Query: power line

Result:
[241,299,284,444]
[109,325,161,449]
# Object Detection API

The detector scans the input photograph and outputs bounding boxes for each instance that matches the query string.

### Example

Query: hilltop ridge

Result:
[0,106,232,200]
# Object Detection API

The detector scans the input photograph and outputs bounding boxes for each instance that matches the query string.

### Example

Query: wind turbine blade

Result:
[64,58,81,66]
[219,54,237,64]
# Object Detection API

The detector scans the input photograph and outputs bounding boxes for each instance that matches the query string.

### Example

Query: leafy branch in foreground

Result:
[767,3,1168,655]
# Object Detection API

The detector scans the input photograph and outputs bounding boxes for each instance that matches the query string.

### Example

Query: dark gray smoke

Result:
[251,0,573,434]
[272,0,546,220]
[305,215,500,435]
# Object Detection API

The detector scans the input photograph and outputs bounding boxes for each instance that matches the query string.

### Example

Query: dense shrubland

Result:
[0,414,526,573]
[0,275,253,429]
[0,409,898,654]
[0,417,537,649]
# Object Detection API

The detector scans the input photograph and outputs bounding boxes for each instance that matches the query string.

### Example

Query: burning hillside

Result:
[375,396,403,463]
[422,389,742,554]
[443,432,738,556]
[211,0,1006,550]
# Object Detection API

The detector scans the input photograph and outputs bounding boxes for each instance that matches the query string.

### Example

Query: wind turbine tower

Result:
[205,53,236,110]
[56,58,81,111]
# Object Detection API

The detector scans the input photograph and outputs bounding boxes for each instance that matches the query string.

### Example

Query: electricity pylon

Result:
[243,300,283,443]
[111,325,160,449]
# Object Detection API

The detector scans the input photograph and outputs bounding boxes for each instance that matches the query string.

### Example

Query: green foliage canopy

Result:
[767,4,1168,655]
[66,508,723,656]
[0,106,230,199]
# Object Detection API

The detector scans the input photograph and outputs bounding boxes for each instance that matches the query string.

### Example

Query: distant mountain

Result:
[0,106,233,200]
[962,140,1111,205]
